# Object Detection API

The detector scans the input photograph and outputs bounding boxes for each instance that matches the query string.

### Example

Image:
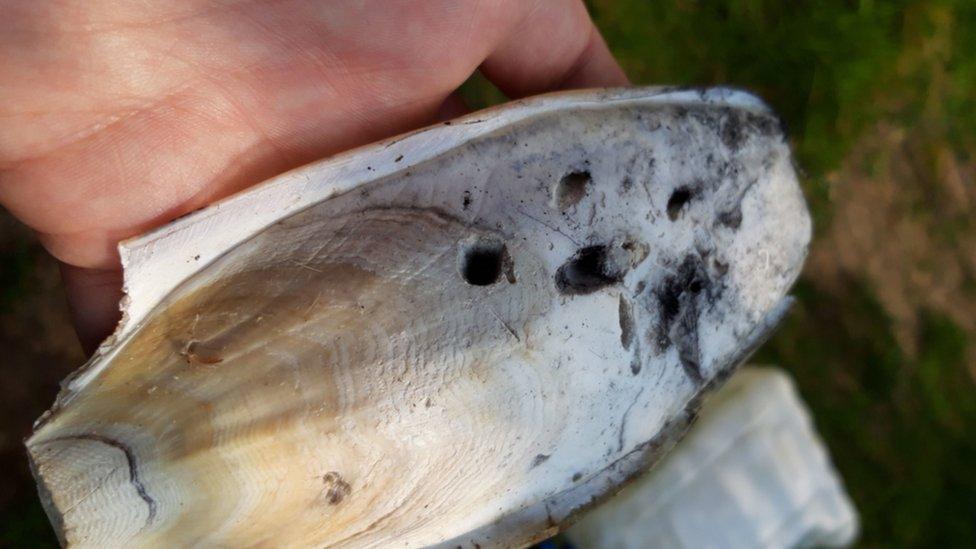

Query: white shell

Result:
[28,87,810,548]
[567,367,859,549]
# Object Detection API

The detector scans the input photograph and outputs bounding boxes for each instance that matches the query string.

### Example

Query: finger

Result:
[53,88,471,354]
[481,0,628,98]
[59,263,123,355]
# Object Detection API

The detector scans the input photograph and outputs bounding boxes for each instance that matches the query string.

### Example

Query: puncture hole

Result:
[459,237,510,286]
[554,170,592,210]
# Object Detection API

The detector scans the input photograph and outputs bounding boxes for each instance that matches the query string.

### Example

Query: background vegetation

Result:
[2,1,974,546]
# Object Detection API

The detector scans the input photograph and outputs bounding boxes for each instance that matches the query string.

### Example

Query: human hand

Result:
[0,0,627,353]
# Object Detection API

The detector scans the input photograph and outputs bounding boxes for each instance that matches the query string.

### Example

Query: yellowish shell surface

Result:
[28,88,810,548]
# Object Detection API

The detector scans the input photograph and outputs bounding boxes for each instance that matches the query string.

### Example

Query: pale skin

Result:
[0,0,627,353]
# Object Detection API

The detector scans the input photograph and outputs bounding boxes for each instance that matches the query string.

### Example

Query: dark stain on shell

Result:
[716,207,743,230]
[721,111,746,151]
[629,341,642,376]
[618,295,635,350]
[322,472,351,505]
[653,255,711,383]
[621,175,634,192]
[719,106,784,151]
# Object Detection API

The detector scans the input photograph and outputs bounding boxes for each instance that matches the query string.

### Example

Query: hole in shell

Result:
[554,170,592,210]
[555,245,626,295]
[667,186,694,220]
[459,237,510,286]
